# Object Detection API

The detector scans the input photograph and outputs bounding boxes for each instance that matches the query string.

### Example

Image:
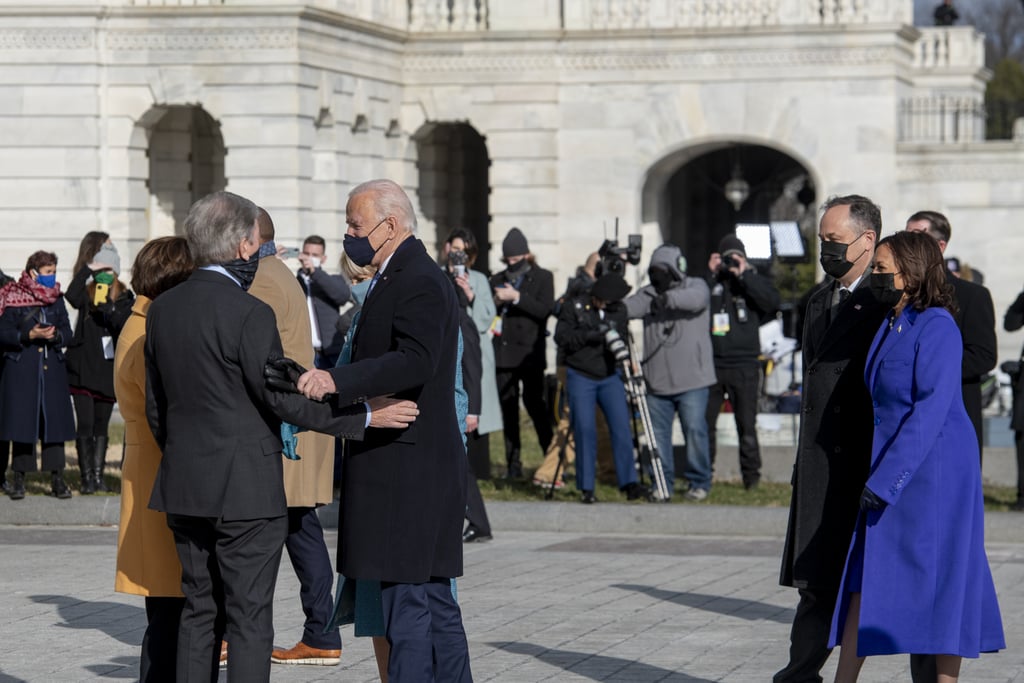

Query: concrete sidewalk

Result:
[1,526,1021,682]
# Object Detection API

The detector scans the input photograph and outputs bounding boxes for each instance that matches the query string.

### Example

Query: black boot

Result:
[9,471,25,500]
[76,437,95,495]
[51,470,72,499]
[93,436,110,493]
[0,440,9,496]
[506,448,523,480]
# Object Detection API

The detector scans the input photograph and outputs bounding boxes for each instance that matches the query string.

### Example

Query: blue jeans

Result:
[566,368,637,492]
[647,388,711,493]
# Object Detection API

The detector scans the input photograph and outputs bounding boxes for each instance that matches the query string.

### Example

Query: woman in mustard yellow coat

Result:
[113,237,194,682]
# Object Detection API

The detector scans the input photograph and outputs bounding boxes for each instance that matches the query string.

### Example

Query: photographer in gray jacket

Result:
[625,244,716,500]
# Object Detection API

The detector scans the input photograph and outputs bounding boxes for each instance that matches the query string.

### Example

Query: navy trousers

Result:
[380,578,472,683]
[283,507,342,649]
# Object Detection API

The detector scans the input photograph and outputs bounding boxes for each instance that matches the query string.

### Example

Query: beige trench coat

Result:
[114,296,182,596]
[249,255,335,507]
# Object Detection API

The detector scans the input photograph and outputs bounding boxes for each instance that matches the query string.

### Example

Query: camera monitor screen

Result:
[734,223,773,261]
[770,221,807,259]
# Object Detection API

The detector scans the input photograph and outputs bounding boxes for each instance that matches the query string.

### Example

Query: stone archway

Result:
[641,140,818,270]
[413,122,491,271]
[145,105,226,236]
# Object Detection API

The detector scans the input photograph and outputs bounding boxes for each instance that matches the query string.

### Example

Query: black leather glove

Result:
[859,486,886,511]
[649,292,668,317]
[585,328,605,344]
[264,357,307,394]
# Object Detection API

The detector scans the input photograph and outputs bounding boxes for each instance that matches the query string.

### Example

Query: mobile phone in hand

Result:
[281,247,301,259]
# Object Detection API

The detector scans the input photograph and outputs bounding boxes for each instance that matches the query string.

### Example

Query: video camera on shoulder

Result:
[596,218,642,277]
[598,235,642,277]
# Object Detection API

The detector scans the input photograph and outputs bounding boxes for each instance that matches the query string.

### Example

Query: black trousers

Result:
[466,430,491,481]
[71,394,115,438]
[166,513,287,683]
[464,468,491,535]
[11,441,65,473]
[496,365,553,461]
[283,507,342,650]
[141,596,185,683]
[705,365,762,486]
[774,584,839,683]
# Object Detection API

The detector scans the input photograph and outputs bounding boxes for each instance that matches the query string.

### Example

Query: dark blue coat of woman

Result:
[0,296,76,444]
[829,305,1004,657]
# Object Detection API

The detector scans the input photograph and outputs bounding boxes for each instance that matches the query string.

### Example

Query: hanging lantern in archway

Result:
[724,163,750,211]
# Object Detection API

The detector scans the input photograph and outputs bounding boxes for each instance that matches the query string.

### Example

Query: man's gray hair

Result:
[349,179,418,234]
[184,191,259,267]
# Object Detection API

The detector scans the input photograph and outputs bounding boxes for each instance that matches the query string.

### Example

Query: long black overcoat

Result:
[0,299,76,444]
[779,278,888,590]
[329,238,466,584]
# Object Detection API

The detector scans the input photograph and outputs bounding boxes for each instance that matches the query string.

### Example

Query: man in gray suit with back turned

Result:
[145,191,417,682]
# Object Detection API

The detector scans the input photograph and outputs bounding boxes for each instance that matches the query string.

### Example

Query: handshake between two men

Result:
[264,356,419,430]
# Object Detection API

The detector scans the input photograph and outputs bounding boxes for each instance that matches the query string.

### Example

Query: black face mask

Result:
[507,259,529,276]
[222,251,260,291]
[648,267,675,294]
[868,272,904,307]
[819,232,867,280]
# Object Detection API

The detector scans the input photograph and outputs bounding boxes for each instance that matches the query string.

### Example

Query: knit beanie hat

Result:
[92,242,121,274]
[502,228,529,259]
[591,273,630,303]
[718,234,746,258]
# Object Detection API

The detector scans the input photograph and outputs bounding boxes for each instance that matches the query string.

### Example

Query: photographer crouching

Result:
[554,273,650,504]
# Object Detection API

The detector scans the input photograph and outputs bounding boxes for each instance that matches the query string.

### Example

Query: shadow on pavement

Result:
[488,641,717,682]
[30,594,144,645]
[611,584,794,624]
[0,671,27,683]
[85,656,139,679]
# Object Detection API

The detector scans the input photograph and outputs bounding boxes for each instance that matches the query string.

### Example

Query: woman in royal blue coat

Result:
[830,230,1004,681]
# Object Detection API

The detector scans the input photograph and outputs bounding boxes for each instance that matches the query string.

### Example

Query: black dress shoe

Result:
[462,526,493,543]
[623,482,652,501]
[580,490,597,504]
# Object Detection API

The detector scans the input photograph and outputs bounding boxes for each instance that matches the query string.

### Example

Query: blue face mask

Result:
[257,240,276,259]
[36,273,57,288]
[343,218,387,267]
[350,278,372,305]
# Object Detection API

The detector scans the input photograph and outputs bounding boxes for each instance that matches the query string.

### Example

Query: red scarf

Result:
[0,271,61,317]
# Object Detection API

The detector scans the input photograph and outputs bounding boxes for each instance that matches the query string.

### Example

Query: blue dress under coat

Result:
[829,306,1004,657]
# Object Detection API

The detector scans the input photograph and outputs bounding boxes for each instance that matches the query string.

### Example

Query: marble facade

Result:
[1,0,1023,362]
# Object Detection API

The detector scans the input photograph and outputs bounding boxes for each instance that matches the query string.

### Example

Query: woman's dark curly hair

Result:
[877,230,956,315]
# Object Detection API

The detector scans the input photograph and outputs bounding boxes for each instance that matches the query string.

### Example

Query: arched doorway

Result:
[145,105,226,236]
[642,140,820,339]
[414,122,491,271]
[642,141,817,269]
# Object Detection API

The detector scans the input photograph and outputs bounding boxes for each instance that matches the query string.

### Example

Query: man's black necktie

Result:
[839,288,850,305]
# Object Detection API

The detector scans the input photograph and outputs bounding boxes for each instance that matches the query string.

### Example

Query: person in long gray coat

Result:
[624,243,716,499]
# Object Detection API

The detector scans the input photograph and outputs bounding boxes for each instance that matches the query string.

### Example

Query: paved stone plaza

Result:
[2,520,1022,682]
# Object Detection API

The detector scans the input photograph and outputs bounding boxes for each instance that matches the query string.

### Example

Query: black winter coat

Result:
[779,278,888,590]
[708,268,780,368]
[1005,289,1024,432]
[490,263,554,370]
[0,299,76,444]
[554,298,628,380]
[64,266,134,398]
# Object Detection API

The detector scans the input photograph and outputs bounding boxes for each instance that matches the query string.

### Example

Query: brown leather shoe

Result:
[219,641,227,667]
[271,641,341,666]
